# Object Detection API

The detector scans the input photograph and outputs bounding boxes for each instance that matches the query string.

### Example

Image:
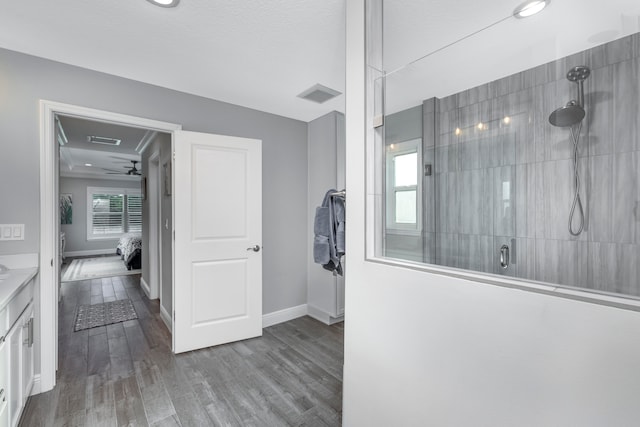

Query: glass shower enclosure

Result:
[373,0,640,299]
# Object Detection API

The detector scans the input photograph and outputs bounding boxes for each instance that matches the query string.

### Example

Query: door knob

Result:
[247,245,261,252]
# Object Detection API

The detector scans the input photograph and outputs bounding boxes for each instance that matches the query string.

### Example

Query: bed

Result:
[116,233,142,270]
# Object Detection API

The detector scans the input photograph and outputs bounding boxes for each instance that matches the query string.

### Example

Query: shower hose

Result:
[569,122,584,236]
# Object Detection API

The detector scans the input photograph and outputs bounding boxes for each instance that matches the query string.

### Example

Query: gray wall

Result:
[141,133,173,317]
[385,105,422,143]
[0,47,309,314]
[430,33,640,296]
[59,177,140,254]
[160,144,172,316]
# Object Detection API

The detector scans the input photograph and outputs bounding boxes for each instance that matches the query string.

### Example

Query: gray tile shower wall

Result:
[430,32,640,297]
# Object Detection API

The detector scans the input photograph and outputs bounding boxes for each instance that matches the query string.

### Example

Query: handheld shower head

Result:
[548,66,591,236]
[549,100,585,127]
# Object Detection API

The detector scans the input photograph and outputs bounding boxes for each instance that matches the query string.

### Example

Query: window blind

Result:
[91,193,125,234]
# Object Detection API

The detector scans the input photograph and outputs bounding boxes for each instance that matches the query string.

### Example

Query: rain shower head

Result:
[566,65,590,82]
[548,65,591,127]
[549,101,585,127]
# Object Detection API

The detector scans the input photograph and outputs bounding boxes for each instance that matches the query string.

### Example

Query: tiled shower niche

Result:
[385,32,640,298]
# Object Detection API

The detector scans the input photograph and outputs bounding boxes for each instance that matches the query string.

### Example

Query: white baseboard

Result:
[307,304,344,325]
[29,374,41,395]
[140,277,151,299]
[64,248,114,257]
[262,304,308,328]
[160,304,172,332]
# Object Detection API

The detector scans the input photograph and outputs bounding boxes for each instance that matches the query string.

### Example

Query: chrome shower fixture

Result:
[548,65,590,127]
[548,65,591,236]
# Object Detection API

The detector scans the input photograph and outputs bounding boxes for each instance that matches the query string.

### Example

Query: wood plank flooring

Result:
[19,275,344,426]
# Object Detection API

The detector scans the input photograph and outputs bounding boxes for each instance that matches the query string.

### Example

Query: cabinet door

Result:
[21,312,34,401]
[0,399,8,427]
[0,338,8,427]
[7,324,22,427]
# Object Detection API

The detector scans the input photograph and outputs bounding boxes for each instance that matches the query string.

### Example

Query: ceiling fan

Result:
[102,160,142,176]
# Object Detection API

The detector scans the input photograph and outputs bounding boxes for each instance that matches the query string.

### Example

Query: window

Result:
[385,139,422,231]
[127,194,142,232]
[87,187,142,239]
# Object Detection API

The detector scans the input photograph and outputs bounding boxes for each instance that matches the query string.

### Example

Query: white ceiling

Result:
[2,0,639,122]
[383,0,640,114]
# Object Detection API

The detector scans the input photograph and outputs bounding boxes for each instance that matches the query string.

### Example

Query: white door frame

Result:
[39,100,181,393]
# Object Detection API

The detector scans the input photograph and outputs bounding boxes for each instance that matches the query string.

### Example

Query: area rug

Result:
[62,255,140,282]
[74,299,138,332]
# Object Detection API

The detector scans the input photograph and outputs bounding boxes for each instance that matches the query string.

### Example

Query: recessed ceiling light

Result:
[513,0,550,19]
[146,0,180,8]
[85,163,93,167]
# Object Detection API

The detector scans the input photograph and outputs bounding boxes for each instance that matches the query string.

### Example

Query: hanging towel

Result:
[313,189,345,275]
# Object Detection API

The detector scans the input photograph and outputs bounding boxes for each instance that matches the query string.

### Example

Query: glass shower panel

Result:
[382,68,432,264]
[434,87,520,277]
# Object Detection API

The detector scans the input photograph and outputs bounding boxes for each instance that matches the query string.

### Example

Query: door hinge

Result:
[173,151,175,160]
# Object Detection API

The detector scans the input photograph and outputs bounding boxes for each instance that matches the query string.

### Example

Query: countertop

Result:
[0,267,38,311]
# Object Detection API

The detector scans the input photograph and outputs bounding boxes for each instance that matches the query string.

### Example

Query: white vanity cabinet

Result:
[0,271,36,427]
[7,303,33,427]
[21,310,34,402]
[0,307,8,427]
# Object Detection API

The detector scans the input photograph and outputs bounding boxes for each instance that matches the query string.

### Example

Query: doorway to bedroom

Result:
[56,113,172,326]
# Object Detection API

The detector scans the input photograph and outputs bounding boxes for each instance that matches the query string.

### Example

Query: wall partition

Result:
[372,0,640,299]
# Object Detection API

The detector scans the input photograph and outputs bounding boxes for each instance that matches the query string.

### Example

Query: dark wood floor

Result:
[19,275,344,426]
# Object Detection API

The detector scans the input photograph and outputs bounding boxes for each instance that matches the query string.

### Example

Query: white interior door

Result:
[173,130,262,353]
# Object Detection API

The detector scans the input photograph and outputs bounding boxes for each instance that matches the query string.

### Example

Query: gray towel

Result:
[313,205,330,264]
[313,189,346,275]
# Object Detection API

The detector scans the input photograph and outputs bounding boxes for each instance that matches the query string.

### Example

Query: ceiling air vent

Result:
[87,135,121,146]
[297,84,342,104]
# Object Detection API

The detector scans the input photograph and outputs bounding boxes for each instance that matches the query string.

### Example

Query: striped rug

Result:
[62,255,140,282]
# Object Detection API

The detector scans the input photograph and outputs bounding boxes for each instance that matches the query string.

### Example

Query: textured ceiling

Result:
[0,0,346,122]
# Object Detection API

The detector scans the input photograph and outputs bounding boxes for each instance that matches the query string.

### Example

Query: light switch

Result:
[0,224,25,240]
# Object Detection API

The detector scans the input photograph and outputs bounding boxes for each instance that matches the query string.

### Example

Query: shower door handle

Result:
[500,245,510,269]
